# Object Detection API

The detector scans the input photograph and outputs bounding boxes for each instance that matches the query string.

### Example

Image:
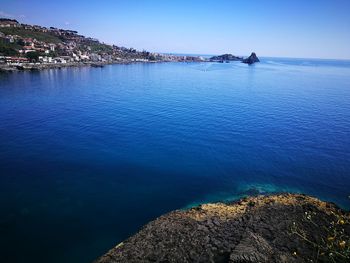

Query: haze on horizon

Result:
[1,0,350,59]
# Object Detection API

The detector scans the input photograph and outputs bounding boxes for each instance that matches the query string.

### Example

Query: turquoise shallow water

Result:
[0,58,350,262]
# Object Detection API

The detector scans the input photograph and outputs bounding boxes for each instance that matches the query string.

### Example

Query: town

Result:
[0,18,205,71]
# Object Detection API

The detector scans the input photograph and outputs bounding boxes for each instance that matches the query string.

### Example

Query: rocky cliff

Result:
[95,194,350,263]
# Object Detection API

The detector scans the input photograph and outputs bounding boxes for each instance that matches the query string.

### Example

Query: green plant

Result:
[0,39,19,55]
[25,51,42,62]
[290,211,350,262]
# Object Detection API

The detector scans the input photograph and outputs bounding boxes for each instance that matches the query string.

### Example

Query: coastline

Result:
[0,60,166,72]
[95,194,350,263]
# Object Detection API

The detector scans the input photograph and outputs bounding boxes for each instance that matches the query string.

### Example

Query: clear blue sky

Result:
[1,0,350,59]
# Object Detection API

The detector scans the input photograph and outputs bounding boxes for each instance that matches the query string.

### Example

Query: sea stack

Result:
[242,52,260,65]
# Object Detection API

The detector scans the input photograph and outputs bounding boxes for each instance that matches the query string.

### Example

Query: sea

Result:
[0,57,350,263]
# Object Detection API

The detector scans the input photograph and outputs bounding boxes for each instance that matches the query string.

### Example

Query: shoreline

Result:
[0,60,169,72]
[0,53,260,73]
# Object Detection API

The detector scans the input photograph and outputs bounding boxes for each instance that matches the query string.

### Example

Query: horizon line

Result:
[2,17,350,61]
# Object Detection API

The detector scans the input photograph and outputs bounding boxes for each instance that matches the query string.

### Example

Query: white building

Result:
[79,54,90,61]
[38,56,53,63]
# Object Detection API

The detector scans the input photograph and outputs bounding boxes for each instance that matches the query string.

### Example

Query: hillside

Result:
[0,27,62,43]
[0,18,203,63]
[0,38,21,55]
[0,19,157,61]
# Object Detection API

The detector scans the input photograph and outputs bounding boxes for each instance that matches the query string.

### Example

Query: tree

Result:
[25,51,40,62]
[148,55,156,61]
[0,39,19,56]
[17,39,25,46]
[0,46,18,56]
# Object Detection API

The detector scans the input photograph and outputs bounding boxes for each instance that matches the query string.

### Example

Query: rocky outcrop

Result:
[210,54,243,62]
[242,52,260,64]
[95,194,350,263]
[209,53,260,64]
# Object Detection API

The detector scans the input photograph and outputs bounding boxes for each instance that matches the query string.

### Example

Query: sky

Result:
[1,0,350,59]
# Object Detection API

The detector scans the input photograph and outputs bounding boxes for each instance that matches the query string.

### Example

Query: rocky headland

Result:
[210,52,260,64]
[95,194,349,263]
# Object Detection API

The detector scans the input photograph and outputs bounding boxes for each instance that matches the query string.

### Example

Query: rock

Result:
[94,194,349,263]
[242,52,260,64]
[210,54,243,62]
[229,232,273,262]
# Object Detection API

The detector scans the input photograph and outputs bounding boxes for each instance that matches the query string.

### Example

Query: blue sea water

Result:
[0,58,350,263]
